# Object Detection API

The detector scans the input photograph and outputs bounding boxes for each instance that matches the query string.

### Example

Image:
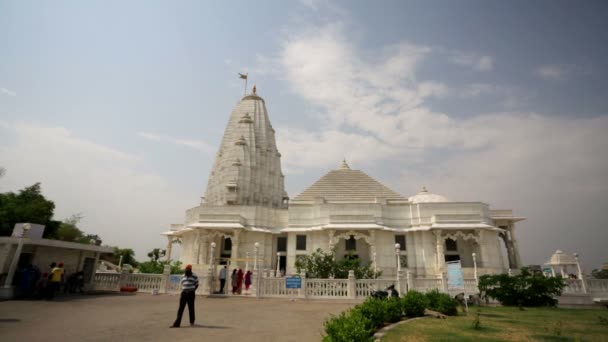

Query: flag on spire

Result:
[238,73,248,79]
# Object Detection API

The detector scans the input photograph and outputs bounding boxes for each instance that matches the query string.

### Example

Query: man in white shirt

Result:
[219,266,227,294]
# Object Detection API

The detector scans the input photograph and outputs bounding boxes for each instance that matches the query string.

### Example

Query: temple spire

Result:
[340,159,350,170]
[204,89,287,208]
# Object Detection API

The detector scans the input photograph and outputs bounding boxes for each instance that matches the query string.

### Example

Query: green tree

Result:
[113,247,138,267]
[478,267,565,307]
[55,214,87,242]
[0,183,55,236]
[591,267,608,279]
[295,248,381,279]
[147,248,166,263]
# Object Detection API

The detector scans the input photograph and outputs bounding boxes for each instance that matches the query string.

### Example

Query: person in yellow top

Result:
[48,262,64,300]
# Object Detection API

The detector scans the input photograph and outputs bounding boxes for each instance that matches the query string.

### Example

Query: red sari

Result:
[236,269,244,294]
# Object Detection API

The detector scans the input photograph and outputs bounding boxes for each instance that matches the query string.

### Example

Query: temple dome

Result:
[408,186,449,204]
[293,160,405,201]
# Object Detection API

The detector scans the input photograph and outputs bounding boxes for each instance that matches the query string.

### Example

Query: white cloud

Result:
[449,52,493,71]
[1,87,17,97]
[137,131,213,153]
[537,64,567,80]
[265,21,608,268]
[0,122,194,260]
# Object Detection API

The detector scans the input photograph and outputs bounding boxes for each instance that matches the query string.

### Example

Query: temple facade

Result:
[164,88,525,278]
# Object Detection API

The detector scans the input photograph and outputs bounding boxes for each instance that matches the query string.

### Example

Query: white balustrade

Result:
[586,279,608,294]
[355,279,395,297]
[305,279,348,298]
[414,278,444,293]
[93,272,120,291]
[122,274,164,293]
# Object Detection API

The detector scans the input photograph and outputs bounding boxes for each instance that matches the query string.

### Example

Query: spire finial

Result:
[340,158,350,170]
[252,84,257,94]
[421,186,428,192]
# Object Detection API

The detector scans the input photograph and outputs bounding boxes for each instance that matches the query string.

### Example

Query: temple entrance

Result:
[220,237,232,265]
[333,233,371,266]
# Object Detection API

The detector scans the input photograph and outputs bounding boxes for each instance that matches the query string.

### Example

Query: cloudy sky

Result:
[1,1,607,270]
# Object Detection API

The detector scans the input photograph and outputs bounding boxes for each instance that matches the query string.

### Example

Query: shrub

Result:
[401,290,429,317]
[323,309,374,342]
[478,267,565,307]
[425,289,458,316]
[355,299,389,330]
[384,298,403,323]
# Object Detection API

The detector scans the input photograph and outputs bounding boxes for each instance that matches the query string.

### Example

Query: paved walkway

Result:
[0,293,354,342]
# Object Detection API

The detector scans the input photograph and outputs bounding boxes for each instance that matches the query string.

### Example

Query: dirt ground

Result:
[0,293,354,342]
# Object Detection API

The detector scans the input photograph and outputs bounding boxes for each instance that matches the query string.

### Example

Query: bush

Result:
[356,299,390,330]
[425,289,458,316]
[401,290,429,317]
[478,267,565,307]
[323,309,374,342]
[384,298,403,323]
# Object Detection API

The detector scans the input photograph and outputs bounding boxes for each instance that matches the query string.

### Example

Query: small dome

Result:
[547,250,578,265]
[408,186,449,204]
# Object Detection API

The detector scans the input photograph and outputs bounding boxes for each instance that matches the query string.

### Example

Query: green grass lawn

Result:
[382,306,608,342]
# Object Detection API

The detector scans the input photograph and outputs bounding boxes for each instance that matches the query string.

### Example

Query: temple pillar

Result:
[165,235,173,262]
[434,230,445,273]
[405,231,416,273]
[509,225,522,268]
[368,230,376,266]
[327,229,336,252]
[287,232,296,274]
[231,230,241,268]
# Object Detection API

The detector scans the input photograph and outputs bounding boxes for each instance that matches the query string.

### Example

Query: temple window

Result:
[223,238,232,251]
[445,254,460,262]
[277,237,287,252]
[345,235,357,251]
[395,235,406,250]
[445,238,458,251]
[296,235,307,251]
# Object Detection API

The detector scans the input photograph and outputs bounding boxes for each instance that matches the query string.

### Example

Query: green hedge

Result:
[323,290,462,341]
[425,289,458,316]
[324,290,454,342]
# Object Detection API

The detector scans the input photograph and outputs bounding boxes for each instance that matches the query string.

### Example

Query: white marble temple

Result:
[164,88,525,279]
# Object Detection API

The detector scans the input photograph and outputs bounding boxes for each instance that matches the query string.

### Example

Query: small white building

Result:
[166,88,525,279]
[0,237,113,286]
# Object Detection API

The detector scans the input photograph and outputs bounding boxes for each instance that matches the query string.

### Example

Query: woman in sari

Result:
[236,268,244,294]
[231,269,237,294]
[244,270,252,293]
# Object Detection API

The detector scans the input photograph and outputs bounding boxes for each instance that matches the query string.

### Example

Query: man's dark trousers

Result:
[220,279,226,293]
[173,290,195,327]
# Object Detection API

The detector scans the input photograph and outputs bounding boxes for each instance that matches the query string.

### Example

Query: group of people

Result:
[217,266,252,294]
[12,262,85,300]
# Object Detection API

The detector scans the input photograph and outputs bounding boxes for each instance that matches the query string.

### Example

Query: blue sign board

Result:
[446,260,464,290]
[286,276,302,289]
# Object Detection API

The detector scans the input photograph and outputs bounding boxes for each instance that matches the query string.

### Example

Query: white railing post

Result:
[406,269,413,294]
[118,267,129,290]
[472,252,478,287]
[160,264,171,294]
[347,270,356,299]
[300,272,307,298]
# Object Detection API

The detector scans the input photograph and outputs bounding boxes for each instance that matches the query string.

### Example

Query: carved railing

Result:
[586,279,608,294]
[93,272,120,291]
[563,279,586,294]
[355,279,396,297]
[414,278,444,293]
[305,279,349,298]
[122,274,163,293]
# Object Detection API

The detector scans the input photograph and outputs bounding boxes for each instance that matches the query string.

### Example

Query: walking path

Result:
[0,293,353,342]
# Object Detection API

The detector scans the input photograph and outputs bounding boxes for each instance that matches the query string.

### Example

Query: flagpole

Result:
[244,75,248,96]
